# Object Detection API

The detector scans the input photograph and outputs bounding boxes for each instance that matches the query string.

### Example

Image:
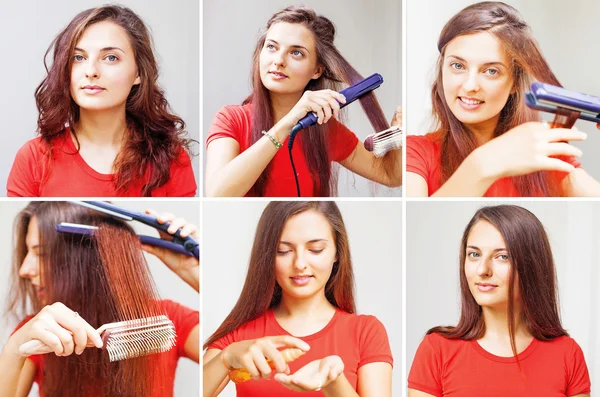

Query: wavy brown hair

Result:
[204,201,355,348]
[245,6,392,196]
[35,5,193,196]
[432,1,564,196]
[8,202,169,397]
[428,205,567,358]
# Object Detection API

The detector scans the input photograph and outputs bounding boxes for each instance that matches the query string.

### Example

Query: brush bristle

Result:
[370,127,402,157]
[102,315,176,362]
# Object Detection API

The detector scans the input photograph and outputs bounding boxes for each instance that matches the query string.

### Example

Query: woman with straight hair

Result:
[7,5,196,197]
[203,201,393,396]
[0,202,200,396]
[408,205,590,396]
[406,1,600,197]
[205,6,402,197]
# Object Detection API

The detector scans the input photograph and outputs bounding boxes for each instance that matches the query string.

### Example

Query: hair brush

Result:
[364,125,402,157]
[19,315,176,362]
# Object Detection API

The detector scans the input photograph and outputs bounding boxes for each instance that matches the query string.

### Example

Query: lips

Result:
[290,275,313,286]
[269,71,288,79]
[458,96,484,110]
[476,282,498,292]
[82,85,105,94]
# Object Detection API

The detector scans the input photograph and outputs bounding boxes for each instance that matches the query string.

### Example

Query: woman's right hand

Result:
[473,122,587,180]
[222,336,310,380]
[8,303,103,357]
[281,89,347,130]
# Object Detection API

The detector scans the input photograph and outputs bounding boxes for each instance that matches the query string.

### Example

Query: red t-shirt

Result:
[13,299,199,397]
[206,104,359,197]
[406,133,581,196]
[7,129,197,197]
[208,309,393,396]
[408,333,591,397]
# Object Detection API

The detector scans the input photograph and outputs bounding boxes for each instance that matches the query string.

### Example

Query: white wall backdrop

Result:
[406,200,599,392]
[0,0,200,196]
[203,201,403,396]
[203,0,402,197]
[0,200,200,397]
[406,0,600,181]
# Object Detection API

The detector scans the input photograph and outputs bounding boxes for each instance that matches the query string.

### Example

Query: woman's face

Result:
[464,220,519,309]
[442,32,515,132]
[19,217,44,296]
[70,21,141,112]
[275,210,338,300]
[259,22,323,96]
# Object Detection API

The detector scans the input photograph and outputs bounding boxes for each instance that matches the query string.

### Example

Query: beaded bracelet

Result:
[261,130,282,149]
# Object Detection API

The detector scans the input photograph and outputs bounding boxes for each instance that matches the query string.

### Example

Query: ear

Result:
[133,75,141,86]
[311,64,324,80]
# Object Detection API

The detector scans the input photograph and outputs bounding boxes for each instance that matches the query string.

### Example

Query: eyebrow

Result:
[265,39,310,54]
[446,55,507,68]
[74,46,125,54]
[279,239,327,246]
[467,246,507,252]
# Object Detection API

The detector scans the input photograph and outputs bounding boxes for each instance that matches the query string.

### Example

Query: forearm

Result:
[376,148,402,187]
[432,149,496,197]
[175,266,199,293]
[203,351,231,397]
[0,341,28,396]
[323,373,360,397]
[206,121,292,197]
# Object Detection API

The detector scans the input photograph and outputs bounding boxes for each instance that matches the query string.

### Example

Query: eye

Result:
[292,49,304,57]
[309,249,324,254]
[266,43,276,50]
[485,68,499,76]
[467,251,480,258]
[73,54,85,62]
[497,254,509,261]
[277,250,290,255]
[450,62,464,70]
[105,54,119,62]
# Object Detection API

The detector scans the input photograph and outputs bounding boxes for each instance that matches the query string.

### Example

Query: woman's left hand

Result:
[390,105,402,127]
[273,355,344,392]
[141,210,199,292]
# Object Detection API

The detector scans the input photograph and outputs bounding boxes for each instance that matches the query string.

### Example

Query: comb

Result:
[364,126,403,157]
[228,348,305,383]
[19,315,176,362]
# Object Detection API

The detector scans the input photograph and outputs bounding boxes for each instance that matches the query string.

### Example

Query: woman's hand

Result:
[281,89,347,130]
[141,210,199,292]
[222,336,310,381]
[473,122,587,180]
[274,355,344,392]
[8,302,102,357]
[390,105,402,127]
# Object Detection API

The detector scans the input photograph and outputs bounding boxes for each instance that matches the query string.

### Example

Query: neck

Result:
[270,91,303,124]
[481,305,530,340]
[274,291,335,319]
[74,107,128,146]
[465,114,500,146]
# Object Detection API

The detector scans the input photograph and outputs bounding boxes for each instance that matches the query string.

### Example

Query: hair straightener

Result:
[525,82,600,127]
[287,73,384,196]
[56,201,199,259]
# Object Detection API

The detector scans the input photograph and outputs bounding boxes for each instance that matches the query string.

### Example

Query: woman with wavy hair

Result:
[203,201,393,396]
[408,205,590,396]
[7,5,196,197]
[0,202,200,396]
[406,1,600,197]
[205,6,402,197]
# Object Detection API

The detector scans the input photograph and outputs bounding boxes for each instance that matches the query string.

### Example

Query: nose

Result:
[293,251,308,271]
[19,253,39,279]
[462,70,480,93]
[273,50,285,68]
[476,256,493,278]
[85,59,100,79]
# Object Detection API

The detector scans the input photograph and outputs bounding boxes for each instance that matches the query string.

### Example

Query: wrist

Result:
[2,337,27,364]
[322,371,345,393]
[272,118,293,141]
[469,147,499,183]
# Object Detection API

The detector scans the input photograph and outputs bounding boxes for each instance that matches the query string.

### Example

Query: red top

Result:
[13,299,199,397]
[208,309,393,396]
[7,129,197,197]
[408,333,591,397]
[206,104,359,197]
[406,133,581,196]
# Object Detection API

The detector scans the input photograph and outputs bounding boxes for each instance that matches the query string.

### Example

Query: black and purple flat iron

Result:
[525,82,600,125]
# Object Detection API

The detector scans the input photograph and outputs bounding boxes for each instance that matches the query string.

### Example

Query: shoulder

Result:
[335,311,389,340]
[407,132,442,152]
[207,104,253,146]
[538,335,583,354]
[212,104,252,126]
[14,136,46,160]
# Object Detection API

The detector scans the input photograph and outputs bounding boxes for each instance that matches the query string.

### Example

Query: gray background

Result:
[0,0,200,196]
[203,201,402,396]
[407,201,600,392]
[0,201,200,397]
[203,0,402,197]
[407,0,600,182]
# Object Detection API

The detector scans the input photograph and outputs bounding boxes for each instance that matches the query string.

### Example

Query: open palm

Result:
[274,355,344,392]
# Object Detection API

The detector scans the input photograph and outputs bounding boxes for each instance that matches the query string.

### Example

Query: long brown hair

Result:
[429,205,568,358]
[432,1,562,196]
[204,201,355,348]
[35,5,193,196]
[245,6,390,196]
[8,202,168,397]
